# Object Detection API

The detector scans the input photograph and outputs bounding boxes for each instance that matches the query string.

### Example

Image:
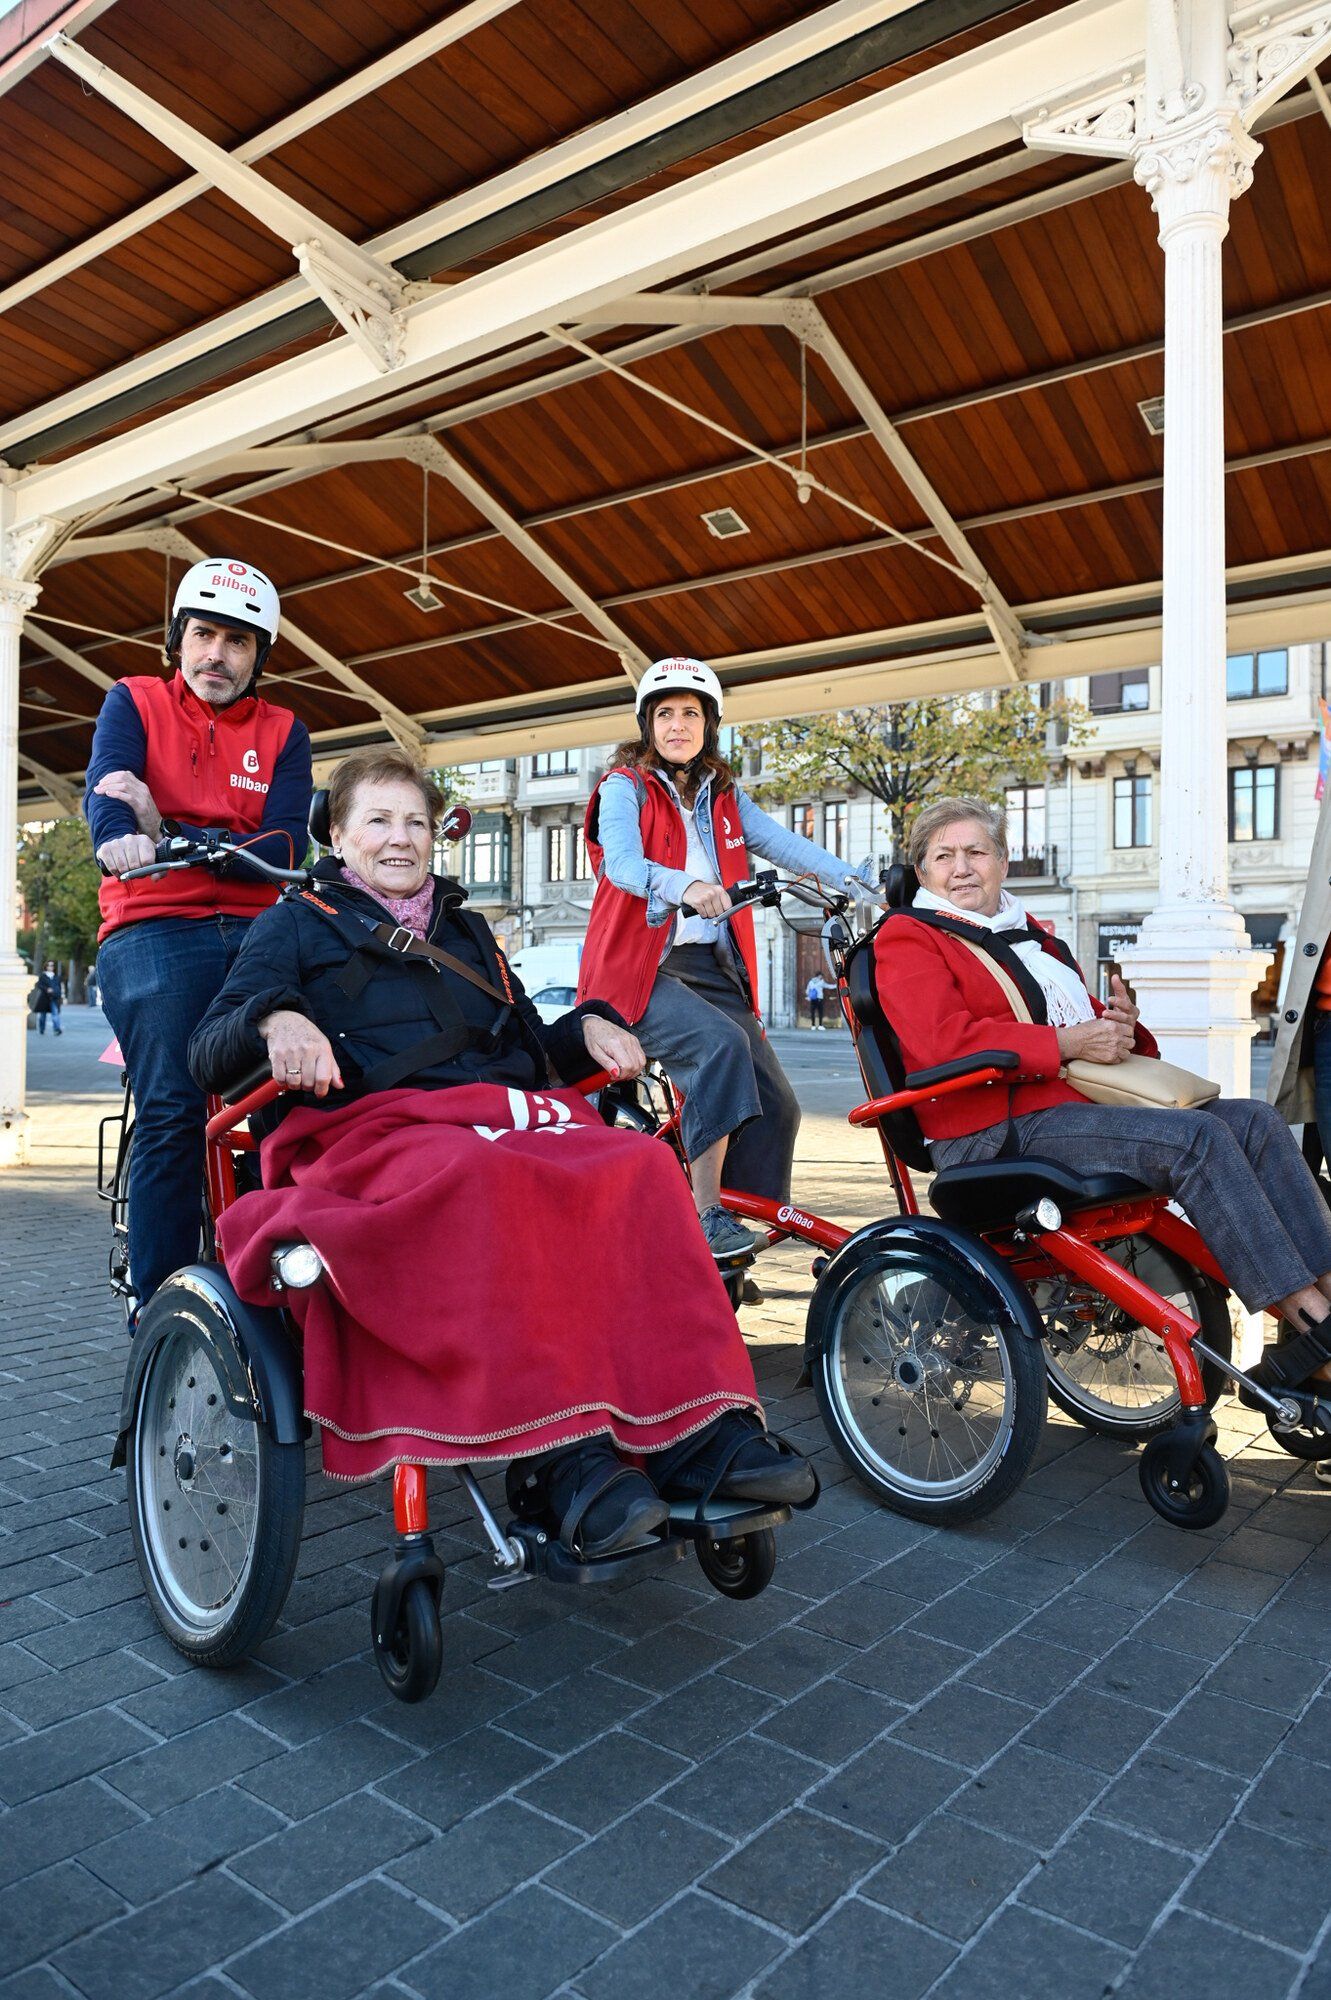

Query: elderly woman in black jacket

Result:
[189,749,813,1559]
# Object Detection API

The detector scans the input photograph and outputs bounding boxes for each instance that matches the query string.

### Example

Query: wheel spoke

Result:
[831,1261,1015,1499]
[135,1316,262,1631]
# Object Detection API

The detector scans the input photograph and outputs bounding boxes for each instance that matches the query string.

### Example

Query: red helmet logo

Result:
[228,562,247,576]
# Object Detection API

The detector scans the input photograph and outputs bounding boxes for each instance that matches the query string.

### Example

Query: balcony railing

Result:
[1006,845,1058,880]
[467,766,517,804]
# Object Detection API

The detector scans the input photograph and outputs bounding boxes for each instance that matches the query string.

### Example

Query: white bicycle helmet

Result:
[634,656,724,720]
[168,558,281,672]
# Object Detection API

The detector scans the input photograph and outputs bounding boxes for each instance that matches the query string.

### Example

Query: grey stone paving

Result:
[2,1008,1330,1998]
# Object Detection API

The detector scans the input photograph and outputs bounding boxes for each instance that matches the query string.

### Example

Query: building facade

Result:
[442,638,1330,1029]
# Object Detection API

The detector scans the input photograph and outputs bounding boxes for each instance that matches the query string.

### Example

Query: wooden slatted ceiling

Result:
[0,0,815,417]
[12,34,1331,793]
[0,0,1061,435]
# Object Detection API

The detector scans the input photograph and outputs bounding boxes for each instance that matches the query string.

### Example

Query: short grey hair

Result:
[908,796,1008,871]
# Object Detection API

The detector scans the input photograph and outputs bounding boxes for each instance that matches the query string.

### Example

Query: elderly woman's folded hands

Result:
[259,1008,343,1096]
[1055,1016,1135,1065]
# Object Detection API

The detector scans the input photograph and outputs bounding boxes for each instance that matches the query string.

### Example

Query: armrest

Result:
[902,1050,1020,1090]
[220,1060,274,1104]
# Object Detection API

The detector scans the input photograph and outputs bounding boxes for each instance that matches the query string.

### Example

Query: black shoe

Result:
[1244,1310,1331,1400]
[509,1440,668,1558]
[648,1411,818,1511]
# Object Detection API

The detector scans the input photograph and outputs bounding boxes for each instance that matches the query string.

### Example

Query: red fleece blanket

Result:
[217,1083,759,1480]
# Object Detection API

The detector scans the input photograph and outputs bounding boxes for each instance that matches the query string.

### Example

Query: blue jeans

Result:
[98,915,252,1303]
[37,1004,60,1034]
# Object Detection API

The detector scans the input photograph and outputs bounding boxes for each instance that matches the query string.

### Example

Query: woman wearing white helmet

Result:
[579,656,875,1271]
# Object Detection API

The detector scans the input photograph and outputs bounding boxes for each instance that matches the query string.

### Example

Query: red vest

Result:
[97,674,298,940]
[579,767,760,1025]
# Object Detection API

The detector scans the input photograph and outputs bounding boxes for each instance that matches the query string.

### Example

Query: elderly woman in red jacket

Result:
[877,795,1331,1399]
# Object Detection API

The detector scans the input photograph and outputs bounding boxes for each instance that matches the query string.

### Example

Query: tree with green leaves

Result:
[18,817,103,985]
[754,687,1089,859]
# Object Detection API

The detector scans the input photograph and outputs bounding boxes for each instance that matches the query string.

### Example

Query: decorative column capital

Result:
[1133,106,1262,235]
[0,576,39,624]
[0,511,66,588]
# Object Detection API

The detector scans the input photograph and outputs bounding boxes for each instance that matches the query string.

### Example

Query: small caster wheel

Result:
[696,1528,776,1599]
[371,1575,442,1703]
[1138,1435,1229,1530]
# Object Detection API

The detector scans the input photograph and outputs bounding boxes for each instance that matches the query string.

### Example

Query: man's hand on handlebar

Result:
[97,833,160,876]
[581,1016,646,1081]
[258,1009,344,1097]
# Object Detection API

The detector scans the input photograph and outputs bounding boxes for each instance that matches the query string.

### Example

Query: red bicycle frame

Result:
[705,1005,1232,1414]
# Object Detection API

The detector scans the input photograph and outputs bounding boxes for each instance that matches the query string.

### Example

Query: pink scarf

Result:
[339,866,435,939]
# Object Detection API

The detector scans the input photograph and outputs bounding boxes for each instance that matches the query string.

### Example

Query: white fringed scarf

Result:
[913,886,1095,1028]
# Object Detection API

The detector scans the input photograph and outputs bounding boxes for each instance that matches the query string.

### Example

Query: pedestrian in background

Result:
[35,961,63,1036]
[806,971,827,1029]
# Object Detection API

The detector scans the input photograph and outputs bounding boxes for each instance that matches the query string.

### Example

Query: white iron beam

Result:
[0,1,520,318]
[1,0,923,447]
[789,299,1032,676]
[45,34,423,372]
[12,0,1145,531]
[23,621,116,691]
[16,753,81,815]
[404,438,651,684]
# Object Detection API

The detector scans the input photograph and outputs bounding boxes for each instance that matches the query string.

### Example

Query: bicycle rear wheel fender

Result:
[806,1215,1045,1362]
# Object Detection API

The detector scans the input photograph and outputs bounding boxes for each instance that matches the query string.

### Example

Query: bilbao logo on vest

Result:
[230,744,270,794]
[718,806,744,853]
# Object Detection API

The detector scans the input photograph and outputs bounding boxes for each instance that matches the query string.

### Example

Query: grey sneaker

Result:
[699,1204,762,1265]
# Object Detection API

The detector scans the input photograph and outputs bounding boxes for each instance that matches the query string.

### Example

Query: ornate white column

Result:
[0,573,40,1166]
[1022,1,1331,1095]
[1117,69,1267,1096]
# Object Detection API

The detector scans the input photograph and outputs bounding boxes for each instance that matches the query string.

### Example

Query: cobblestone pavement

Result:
[3,1010,1330,1999]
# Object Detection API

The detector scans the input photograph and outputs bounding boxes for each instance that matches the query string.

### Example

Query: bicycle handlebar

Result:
[117,828,312,886]
[678,870,853,921]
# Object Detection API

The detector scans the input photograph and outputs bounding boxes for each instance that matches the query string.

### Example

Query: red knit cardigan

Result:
[873,913,1158,1142]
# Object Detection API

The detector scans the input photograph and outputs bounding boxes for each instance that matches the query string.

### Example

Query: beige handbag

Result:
[952,936,1220,1111]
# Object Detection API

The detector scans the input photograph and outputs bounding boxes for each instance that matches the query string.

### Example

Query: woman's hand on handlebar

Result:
[681,880,732,919]
[1056,1018,1134,1065]
[98,834,160,876]
[581,1015,646,1081]
[258,1009,344,1097]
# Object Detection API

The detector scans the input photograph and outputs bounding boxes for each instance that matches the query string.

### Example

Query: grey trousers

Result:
[636,943,801,1202]
[932,1097,1331,1313]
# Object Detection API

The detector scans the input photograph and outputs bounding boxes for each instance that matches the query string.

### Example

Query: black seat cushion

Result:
[929,1157,1151,1232]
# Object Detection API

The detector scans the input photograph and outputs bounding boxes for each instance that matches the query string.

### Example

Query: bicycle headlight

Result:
[1034,1198,1062,1232]
[271,1243,324,1290]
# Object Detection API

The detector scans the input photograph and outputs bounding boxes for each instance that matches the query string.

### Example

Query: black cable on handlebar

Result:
[118,831,312,886]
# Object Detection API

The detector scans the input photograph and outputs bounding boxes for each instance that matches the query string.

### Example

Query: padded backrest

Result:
[308,788,332,849]
[881,860,920,909]
[842,924,933,1172]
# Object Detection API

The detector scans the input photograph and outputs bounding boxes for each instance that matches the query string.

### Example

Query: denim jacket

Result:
[596,769,875,942]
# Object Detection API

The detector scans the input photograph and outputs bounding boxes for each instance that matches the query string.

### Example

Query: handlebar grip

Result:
[679,882,750,919]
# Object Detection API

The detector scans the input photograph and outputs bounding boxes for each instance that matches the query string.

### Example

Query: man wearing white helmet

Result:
[85,558,313,1308]
[580,656,875,1273]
